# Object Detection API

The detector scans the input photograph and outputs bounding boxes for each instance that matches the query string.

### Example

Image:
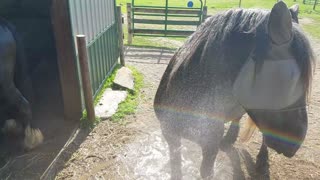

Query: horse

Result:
[154,1,314,179]
[0,18,43,150]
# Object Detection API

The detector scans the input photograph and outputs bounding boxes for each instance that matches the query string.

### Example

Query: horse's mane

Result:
[291,24,315,99]
[168,8,315,100]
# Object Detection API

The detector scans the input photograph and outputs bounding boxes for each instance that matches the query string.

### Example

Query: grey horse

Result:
[154,1,314,179]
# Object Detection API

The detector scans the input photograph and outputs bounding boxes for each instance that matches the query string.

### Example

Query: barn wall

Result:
[0,0,120,120]
[0,0,81,121]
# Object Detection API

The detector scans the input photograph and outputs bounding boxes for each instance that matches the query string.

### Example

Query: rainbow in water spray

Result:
[155,104,303,146]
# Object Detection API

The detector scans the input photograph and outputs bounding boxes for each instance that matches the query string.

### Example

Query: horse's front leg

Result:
[200,143,220,179]
[161,124,182,180]
[220,117,241,151]
[199,120,224,179]
[256,137,270,178]
[168,138,182,180]
[5,86,43,150]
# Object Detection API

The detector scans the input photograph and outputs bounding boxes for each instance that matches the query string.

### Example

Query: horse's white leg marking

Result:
[24,125,44,150]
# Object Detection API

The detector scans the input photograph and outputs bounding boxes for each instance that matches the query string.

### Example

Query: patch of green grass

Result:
[303,23,320,39]
[80,112,101,129]
[94,64,122,105]
[122,24,186,49]
[118,0,320,13]
[302,12,320,39]
[80,65,144,128]
[110,66,144,122]
[80,64,121,128]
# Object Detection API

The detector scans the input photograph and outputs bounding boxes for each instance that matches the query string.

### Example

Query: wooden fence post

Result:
[76,35,96,123]
[127,3,133,45]
[202,6,208,22]
[117,6,125,66]
[314,0,318,10]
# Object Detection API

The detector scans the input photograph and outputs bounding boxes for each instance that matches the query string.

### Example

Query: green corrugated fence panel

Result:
[69,0,120,108]
[87,24,119,96]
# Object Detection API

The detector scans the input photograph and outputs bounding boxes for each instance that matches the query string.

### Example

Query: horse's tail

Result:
[239,116,257,143]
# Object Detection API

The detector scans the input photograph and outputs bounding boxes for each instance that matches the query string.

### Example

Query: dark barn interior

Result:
[0,0,79,178]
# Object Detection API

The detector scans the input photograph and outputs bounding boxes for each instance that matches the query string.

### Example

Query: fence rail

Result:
[303,0,319,9]
[127,0,207,42]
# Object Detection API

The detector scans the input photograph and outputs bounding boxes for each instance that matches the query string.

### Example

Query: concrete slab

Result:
[114,67,134,90]
[95,88,128,120]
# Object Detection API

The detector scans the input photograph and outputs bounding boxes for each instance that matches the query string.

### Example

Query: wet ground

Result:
[57,37,320,179]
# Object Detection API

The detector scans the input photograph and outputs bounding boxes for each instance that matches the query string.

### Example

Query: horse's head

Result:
[233,1,314,157]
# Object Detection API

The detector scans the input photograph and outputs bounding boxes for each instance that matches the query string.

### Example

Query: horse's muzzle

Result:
[247,107,308,158]
[264,135,300,158]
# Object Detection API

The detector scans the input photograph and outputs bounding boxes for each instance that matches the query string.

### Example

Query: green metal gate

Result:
[303,0,319,9]
[68,0,120,99]
[128,0,205,38]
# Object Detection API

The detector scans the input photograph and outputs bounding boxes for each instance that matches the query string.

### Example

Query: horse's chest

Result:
[169,80,243,119]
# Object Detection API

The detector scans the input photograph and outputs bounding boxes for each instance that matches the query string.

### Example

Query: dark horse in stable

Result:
[0,18,43,150]
[154,1,314,179]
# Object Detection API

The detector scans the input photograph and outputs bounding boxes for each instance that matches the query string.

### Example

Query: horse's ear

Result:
[268,1,292,45]
[289,4,299,23]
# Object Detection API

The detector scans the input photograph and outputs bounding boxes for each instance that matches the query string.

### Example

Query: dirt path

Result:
[57,37,320,179]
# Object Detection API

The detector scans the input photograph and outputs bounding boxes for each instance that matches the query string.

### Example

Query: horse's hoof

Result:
[24,126,44,150]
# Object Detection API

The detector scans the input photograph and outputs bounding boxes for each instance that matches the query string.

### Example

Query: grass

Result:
[80,64,144,128]
[80,111,101,129]
[122,23,186,49]
[117,0,320,48]
[303,23,320,39]
[110,66,144,122]
[80,64,121,128]
[94,64,122,106]
[118,0,320,14]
